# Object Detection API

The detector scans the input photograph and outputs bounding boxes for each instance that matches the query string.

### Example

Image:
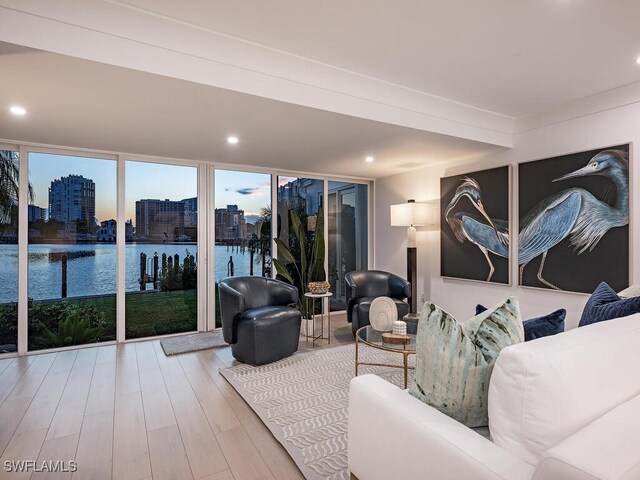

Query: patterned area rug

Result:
[220,343,415,480]
[160,330,227,355]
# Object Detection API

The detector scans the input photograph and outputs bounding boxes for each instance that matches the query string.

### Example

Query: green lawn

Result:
[5,289,198,350]
[125,289,197,339]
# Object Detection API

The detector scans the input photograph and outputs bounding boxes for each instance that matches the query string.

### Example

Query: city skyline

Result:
[29,154,275,224]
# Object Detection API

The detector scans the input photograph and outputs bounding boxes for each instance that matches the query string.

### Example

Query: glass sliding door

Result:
[214,169,272,326]
[0,150,20,354]
[276,176,324,320]
[328,182,368,311]
[27,152,117,351]
[125,161,198,339]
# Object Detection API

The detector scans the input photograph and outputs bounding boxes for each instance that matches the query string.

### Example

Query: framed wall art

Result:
[518,144,630,294]
[441,165,510,284]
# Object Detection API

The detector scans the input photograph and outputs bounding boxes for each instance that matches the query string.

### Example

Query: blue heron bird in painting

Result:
[518,149,629,290]
[445,177,509,281]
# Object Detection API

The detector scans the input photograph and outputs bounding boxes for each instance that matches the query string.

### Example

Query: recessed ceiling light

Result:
[10,105,26,116]
[227,135,239,145]
[636,56,640,65]
[365,156,374,163]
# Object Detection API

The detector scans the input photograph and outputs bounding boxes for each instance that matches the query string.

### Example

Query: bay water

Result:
[0,244,264,303]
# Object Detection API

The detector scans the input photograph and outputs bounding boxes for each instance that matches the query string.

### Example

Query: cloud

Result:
[226,181,271,196]
[230,187,259,195]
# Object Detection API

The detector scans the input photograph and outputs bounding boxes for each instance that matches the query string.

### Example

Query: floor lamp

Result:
[390,200,437,315]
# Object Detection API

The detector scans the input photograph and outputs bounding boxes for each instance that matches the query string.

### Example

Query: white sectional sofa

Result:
[348,312,640,480]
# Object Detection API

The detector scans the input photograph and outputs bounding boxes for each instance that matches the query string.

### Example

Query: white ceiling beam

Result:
[0,1,513,148]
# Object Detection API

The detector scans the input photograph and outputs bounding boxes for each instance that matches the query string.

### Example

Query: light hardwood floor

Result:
[0,312,353,480]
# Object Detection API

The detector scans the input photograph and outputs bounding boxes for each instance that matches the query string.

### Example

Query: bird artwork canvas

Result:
[441,166,510,284]
[518,145,630,294]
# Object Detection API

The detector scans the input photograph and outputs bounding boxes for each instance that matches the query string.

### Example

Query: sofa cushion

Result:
[579,282,640,327]
[532,394,640,480]
[618,284,640,298]
[409,297,523,428]
[476,305,565,341]
[489,312,640,465]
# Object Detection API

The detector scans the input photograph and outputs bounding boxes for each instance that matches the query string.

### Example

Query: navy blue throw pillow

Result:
[476,304,565,341]
[579,282,640,327]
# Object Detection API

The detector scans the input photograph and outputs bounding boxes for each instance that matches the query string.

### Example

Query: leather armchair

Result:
[345,270,411,335]
[218,276,302,366]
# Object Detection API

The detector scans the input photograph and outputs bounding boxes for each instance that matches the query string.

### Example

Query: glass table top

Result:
[355,325,417,352]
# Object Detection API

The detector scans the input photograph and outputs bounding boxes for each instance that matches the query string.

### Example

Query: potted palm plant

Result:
[273,207,326,319]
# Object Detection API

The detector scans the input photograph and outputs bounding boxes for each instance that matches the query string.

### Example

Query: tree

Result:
[254,205,272,276]
[273,208,326,319]
[0,150,33,224]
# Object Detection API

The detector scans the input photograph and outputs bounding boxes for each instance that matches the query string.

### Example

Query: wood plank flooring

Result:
[0,312,352,479]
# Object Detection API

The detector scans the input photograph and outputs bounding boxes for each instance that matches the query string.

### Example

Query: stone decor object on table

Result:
[369,296,398,331]
[392,320,407,335]
[410,297,524,427]
[579,281,640,327]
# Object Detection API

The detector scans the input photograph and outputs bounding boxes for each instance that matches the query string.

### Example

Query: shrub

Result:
[38,308,107,348]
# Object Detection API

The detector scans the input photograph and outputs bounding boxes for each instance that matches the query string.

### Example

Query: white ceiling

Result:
[1,1,639,177]
[102,0,640,117]
[0,42,498,178]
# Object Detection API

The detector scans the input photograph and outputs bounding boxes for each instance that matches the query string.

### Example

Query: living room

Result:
[1,2,639,480]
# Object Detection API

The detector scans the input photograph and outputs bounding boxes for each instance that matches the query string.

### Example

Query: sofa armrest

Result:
[532,394,640,480]
[348,375,534,480]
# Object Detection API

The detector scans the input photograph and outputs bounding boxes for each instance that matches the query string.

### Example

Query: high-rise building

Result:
[182,197,197,227]
[278,177,323,216]
[135,199,185,241]
[27,204,47,223]
[214,204,246,242]
[48,175,95,225]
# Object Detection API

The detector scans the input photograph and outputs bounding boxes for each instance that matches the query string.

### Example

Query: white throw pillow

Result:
[618,285,640,298]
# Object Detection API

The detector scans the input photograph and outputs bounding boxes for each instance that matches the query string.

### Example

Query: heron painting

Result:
[518,145,630,293]
[441,166,510,284]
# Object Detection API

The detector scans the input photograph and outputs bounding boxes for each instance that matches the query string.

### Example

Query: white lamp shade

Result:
[390,201,437,226]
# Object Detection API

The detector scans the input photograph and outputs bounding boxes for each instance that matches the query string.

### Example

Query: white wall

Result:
[375,100,640,329]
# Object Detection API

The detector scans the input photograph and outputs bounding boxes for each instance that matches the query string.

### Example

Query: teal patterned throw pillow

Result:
[409,297,524,427]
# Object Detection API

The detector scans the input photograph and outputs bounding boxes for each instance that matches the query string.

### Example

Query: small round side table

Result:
[303,292,332,346]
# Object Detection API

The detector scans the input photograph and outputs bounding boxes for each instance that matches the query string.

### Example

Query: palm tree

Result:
[0,150,33,224]
[255,205,272,276]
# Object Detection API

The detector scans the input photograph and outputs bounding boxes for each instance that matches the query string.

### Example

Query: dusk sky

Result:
[29,153,274,224]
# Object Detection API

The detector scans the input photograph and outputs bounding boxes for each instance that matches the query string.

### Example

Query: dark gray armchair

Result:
[345,270,411,335]
[218,276,302,366]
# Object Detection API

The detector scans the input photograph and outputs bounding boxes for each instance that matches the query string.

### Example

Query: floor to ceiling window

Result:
[0,150,20,354]
[125,161,198,339]
[276,176,324,321]
[1,141,371,352]
[327,181,369,311]
[214,169,272,326]
[27,152,117,351]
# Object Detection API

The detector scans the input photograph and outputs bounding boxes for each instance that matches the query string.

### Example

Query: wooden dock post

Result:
[61,254,67,298]
[140,252,147,291]
[153,252,159,289]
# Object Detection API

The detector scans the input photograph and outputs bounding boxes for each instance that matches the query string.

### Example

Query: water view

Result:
[0,243,262,303]
[0,150,366,352]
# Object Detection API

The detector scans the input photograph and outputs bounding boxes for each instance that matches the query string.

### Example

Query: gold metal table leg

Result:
[403,352,408,389]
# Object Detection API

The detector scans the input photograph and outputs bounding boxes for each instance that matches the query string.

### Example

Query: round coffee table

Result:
[355,325,417,389]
